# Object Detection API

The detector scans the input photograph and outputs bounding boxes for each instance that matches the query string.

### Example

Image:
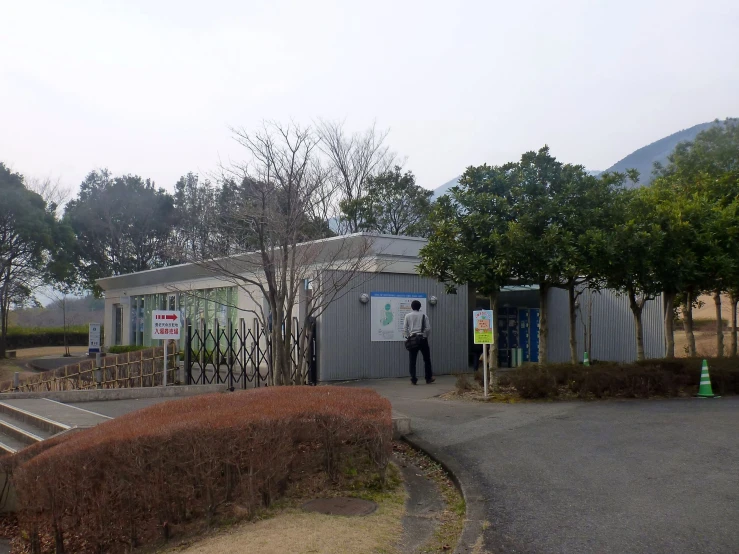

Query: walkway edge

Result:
[402,434,486,554]
[0,384,228,402]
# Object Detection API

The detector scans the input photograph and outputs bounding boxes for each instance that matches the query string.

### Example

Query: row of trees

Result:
[0,164,78,358]
[0,122,435,376]
[419,119,739,365]
[58,123,433,293]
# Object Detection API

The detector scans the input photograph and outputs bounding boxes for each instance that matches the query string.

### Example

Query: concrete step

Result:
[0,431,28,455]
[0,401,71,436]
[0,399,110,454]
[0,400,74,454]
[0,413,51,447]
[0,399,109,429]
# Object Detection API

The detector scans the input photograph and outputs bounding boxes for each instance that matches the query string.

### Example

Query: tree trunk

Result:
[567,283,577,364]
[628,289,645,361]
[681,291,696,357]
[489,292,498,370]
[62,298,70,357]
[663,292,675,359]
[730,293,738,358]
[714,291,724,358]
[539,284,549,365]
[0,301,7,359]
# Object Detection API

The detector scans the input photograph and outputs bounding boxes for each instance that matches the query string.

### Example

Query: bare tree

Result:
[316,120,395,233]
[26,176,71,214]
[176,122,384,384]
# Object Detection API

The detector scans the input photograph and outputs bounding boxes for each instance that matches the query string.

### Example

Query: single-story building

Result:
[97,234,665,382]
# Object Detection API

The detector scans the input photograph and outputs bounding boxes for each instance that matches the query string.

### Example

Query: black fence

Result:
[184,317,317,388]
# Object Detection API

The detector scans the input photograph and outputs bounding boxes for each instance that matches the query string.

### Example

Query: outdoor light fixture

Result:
[429,296,438,306]
[359,293,369,304]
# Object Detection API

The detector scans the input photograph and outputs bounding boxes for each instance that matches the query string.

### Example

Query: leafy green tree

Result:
[503,146,578,364]
[341,166,433,236]
[65,170,176,291]
[418,163,515,369]
[0,163,70,358]
[659,119,739,356]
[548,167,625,363]
[642,177,702,358]
[172,172,219,261]
[591,185,675,361]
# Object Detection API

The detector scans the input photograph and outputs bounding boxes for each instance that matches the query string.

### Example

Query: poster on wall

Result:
[371,292,427,342]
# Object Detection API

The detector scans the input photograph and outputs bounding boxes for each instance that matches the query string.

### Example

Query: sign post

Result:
[152,311,181,387]
[473,310,494,398]
[88,323,101,356]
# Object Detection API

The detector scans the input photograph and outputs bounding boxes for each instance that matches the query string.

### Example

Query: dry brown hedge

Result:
[10,386,392,554]
[499,357,739,399]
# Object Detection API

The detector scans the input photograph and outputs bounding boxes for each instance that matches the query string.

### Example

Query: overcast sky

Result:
[2,0,738,195]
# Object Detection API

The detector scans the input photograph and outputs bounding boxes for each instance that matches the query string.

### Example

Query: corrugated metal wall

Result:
[546,288,665,362]
[319,272,469,381]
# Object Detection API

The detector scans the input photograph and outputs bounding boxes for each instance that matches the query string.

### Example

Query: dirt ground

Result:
[673,294,737,357]
[161,487,405,554]
[691,293,735,321]
[0,346,87,382]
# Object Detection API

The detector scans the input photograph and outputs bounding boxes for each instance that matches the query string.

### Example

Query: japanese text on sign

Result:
[151,311,181,340]
[473,310,494,344]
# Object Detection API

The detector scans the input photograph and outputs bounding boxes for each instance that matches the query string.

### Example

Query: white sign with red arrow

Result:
[152,310,181,340]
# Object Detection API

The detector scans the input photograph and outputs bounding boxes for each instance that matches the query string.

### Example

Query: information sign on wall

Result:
[370,292,427,342]
[473,310,494,344]
[88,323,101,354]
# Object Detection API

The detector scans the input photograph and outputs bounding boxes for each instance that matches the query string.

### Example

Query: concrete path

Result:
[349,376,739,554]
[28,356,88,371]
[396,454,445,553]
[66,397,173,418]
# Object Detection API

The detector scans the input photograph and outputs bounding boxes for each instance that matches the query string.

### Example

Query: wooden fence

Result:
[0,346,179,393]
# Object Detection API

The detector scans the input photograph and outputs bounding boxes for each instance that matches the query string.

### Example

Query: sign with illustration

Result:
[371,292,427,342]
[473,310,494,344]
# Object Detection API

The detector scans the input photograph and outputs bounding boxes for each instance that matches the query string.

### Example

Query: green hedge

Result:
[498,358,739,399]
[4,325,101,350]
[107,345,148,354]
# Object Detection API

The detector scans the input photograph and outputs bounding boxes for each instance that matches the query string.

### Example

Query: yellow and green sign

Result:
[473,310,494,344]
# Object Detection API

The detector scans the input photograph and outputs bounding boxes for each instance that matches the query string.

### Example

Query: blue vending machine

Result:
[530,308,540,363]
[518,308,530,363]
[497,308,510,367]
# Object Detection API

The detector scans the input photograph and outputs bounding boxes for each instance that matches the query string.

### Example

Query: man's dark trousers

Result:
[409,338,433,383]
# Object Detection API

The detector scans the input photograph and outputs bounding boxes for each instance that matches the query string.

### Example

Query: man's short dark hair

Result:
[411,300,422,311]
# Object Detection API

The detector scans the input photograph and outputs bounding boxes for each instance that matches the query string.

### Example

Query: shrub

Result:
[107,344,149,354]
[5,325,97,350]
[455,373,474,393]
[503,357,739,399]
[11,387,391,554]
[506,366,558,399]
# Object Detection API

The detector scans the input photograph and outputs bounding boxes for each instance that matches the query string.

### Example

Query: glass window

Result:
[114,304,123,345]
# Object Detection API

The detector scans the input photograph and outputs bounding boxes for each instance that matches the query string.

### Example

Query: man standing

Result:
[403,300,435,385]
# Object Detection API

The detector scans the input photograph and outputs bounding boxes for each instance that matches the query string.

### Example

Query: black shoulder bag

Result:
[404,314,426,351]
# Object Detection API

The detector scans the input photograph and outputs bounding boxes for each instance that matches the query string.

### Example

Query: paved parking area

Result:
[351,376,739,554]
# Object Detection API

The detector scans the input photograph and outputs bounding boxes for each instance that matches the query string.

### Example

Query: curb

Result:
[402,434,486,554]
[0,384,228,402]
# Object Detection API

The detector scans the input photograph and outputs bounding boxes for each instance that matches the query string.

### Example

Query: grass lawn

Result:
[158,467,406,554]
[0,346,87,382]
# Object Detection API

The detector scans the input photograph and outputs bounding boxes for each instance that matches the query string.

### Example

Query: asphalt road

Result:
[352,376,739,554]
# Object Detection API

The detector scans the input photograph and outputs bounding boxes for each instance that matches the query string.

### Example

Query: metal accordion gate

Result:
[184,317,317,388]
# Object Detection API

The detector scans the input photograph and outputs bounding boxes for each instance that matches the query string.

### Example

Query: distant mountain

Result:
[432,177,460,199]
[604,119,734,186]
[432,119,736,196]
